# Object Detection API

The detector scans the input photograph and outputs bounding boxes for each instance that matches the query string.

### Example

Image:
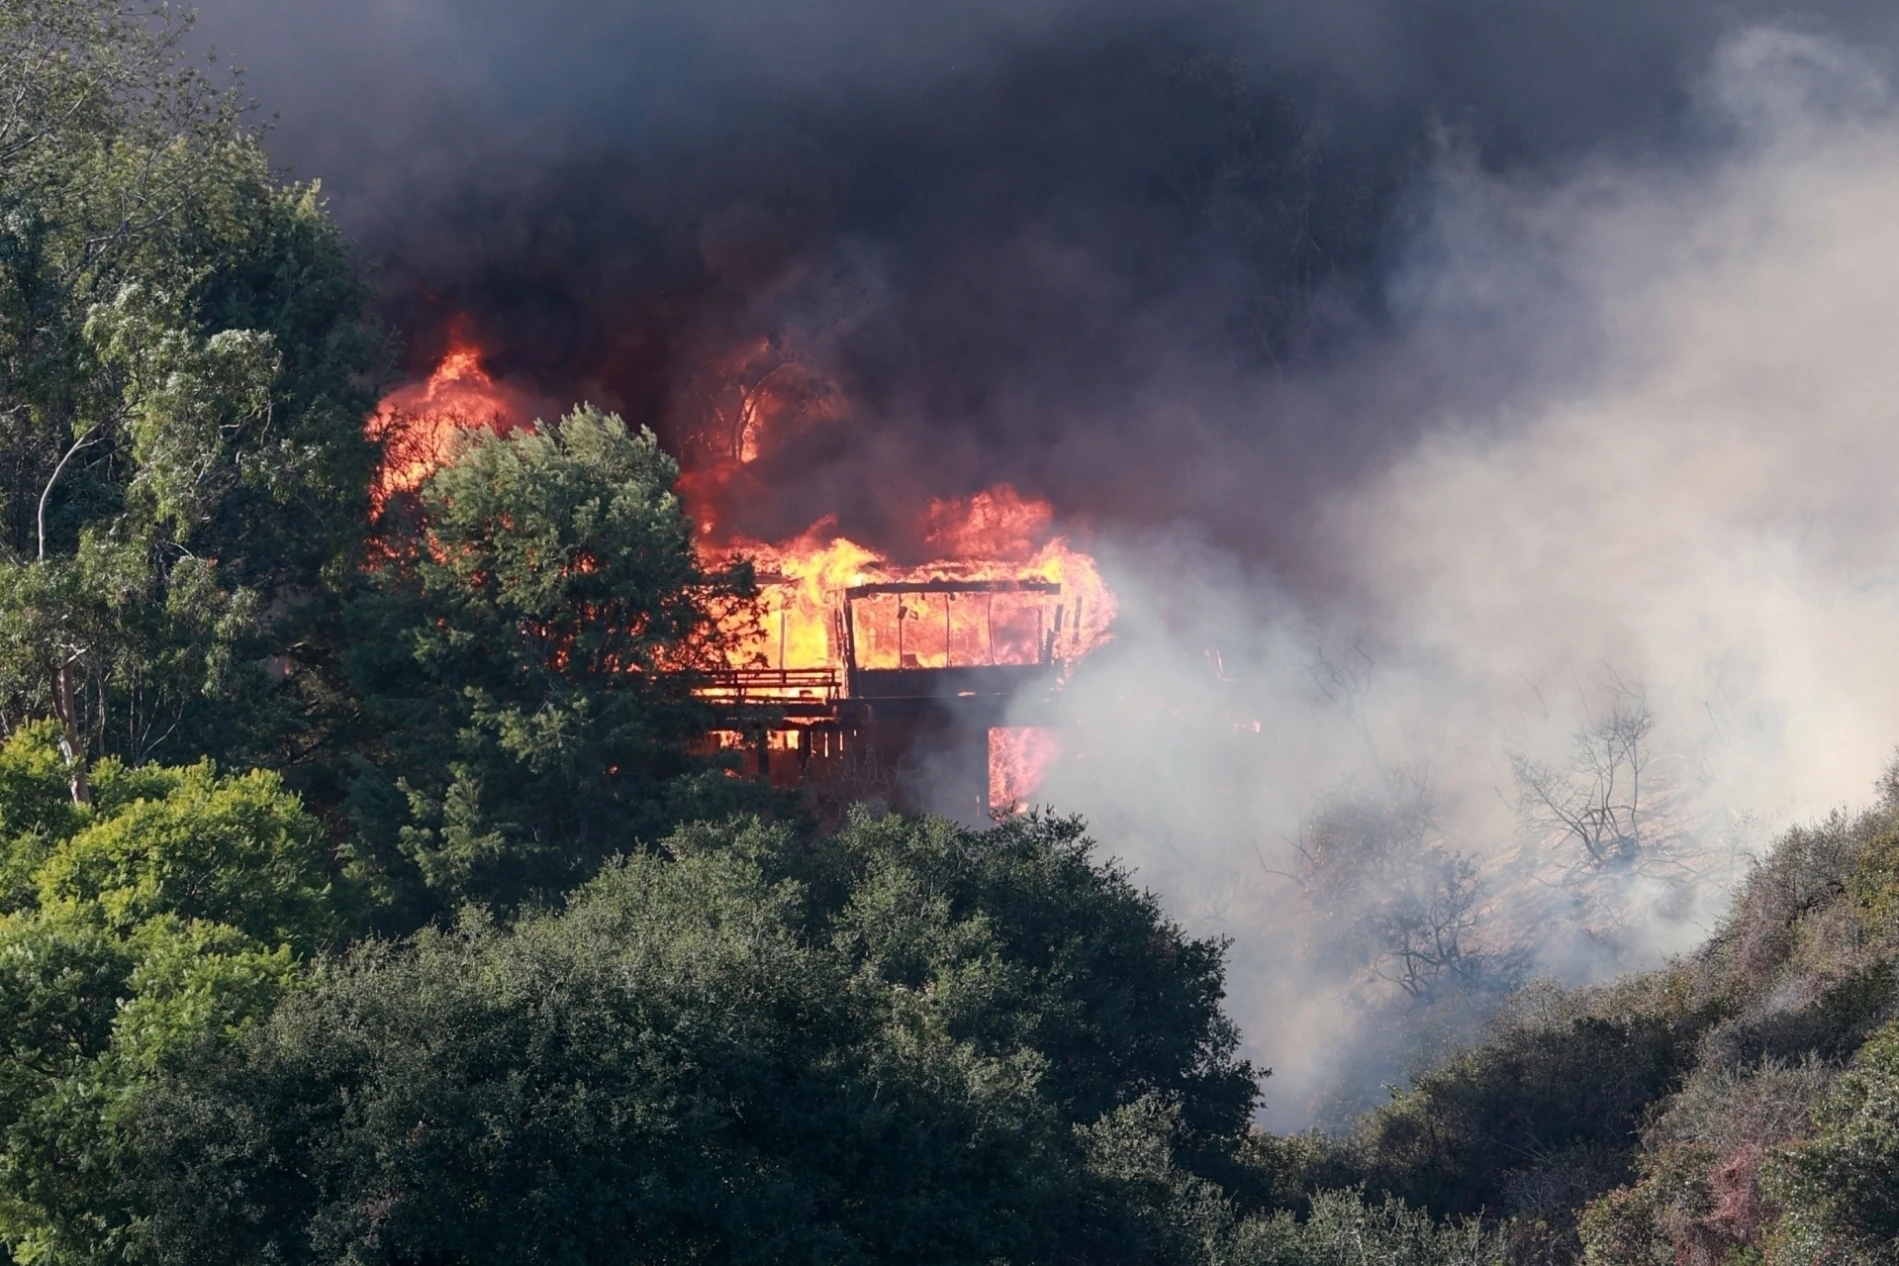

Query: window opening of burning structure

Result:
[841,579,1065,673]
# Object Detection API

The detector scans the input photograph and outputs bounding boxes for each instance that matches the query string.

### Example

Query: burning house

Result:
[371,331,1116,821]
[698,568,1100,820]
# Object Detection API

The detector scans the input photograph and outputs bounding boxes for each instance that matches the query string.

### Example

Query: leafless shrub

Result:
[1505,683,1736,960]
[1372,849,1487,999]
[1290,769,1513,1001]
[1510,692,1655,875]
[1307,640,1385,777]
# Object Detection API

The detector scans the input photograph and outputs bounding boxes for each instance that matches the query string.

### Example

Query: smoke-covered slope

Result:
[1260,765,1899,1261]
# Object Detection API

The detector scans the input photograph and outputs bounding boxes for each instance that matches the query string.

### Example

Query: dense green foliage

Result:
[126,813,1256,1263]
[1766,1020,1899,1260]
[0,0,387,793]
[0,724,332,1259]
[0,734,1506,1266]
[343,407,760,920]
[69,810,1513,1266]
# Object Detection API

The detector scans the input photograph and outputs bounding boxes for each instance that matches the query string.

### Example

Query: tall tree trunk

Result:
[54,659,90,805]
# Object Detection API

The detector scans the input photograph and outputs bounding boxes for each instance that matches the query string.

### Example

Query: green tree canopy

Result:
[0,724,336,1260]
[124,811,1265,1264]
[344,404,760,921]
[0,0,388,798]
[793,809,1261,1158]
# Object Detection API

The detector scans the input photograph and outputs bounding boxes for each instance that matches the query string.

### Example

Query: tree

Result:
[1507,685,1723,961]
[0,724,337,1261]
[343,405,761,920]
[810,809,1262,1155]
[119,810,1265,1264]
[1291,772,1500,1004]
[1511,694,1656,875]
[34,757,340,952]
[0,0,388,799]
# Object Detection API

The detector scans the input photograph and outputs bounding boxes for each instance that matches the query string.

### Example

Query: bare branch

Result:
[36,425,99,561]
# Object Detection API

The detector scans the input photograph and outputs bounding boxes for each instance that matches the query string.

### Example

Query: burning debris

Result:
[370,329,1117,817]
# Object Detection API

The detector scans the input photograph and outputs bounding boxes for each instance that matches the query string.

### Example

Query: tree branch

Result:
[37,425,99,561]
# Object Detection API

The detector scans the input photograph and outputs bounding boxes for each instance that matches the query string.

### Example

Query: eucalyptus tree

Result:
[0,0,387,799]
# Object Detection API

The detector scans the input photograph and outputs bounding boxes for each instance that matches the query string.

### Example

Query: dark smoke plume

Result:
[190,0,1892,566]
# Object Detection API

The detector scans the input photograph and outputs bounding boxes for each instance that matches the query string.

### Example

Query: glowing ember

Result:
[368,324,534,510]
[988,726,1061,812]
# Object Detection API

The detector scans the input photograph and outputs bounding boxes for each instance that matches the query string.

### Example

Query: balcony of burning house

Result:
[694,576,1074,815]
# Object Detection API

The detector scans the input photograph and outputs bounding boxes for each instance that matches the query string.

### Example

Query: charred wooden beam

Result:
[843,578,1061,598]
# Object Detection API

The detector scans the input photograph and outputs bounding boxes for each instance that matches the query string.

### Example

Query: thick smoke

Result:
[190,1,1899,1123]
[1031,30,1899,1123]
[191,0,1897,565]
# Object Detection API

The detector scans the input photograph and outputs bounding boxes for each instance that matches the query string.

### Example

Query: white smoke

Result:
[1023,29,1899,1127]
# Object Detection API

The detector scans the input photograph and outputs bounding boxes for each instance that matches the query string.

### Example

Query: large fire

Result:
[708,492,1114,676]
[988,725,1063,814]
[370,329,1116,810]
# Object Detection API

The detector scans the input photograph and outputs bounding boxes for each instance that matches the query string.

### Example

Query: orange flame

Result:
[367,331,1120,808]
[709,488,1115,676]
[368,325,533,511]
[988,726,1061,812]
[673,336,847,540]
[922,486,1054,561]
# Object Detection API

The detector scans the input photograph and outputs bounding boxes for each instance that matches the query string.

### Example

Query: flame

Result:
[710,491,1116,676]
[988,726,1060,812]
[673,336,847,540]
[923,486,1054,561]
[368,324,533,511]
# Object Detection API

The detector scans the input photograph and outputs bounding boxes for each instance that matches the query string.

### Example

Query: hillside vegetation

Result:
[1281,776,1899,1264]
